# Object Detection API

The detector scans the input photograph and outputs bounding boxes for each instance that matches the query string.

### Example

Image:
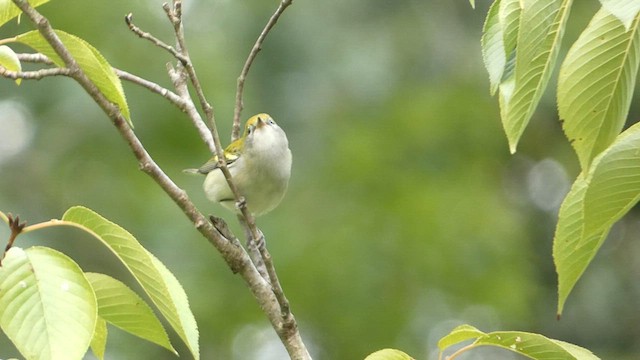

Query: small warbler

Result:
[187,113,292,216]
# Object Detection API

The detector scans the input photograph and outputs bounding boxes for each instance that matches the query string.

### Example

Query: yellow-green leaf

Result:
[438,325,600,359]
[482,0,505,95]
[15,30,132,126]
[482,0,521,96]
[0,246,97,360]
[364,349,414,360]
[554,122,640,315]
[437,324,485,350]
[501,0,572,153]
[582,122,640,238]
[0,0,49,27]
[558,9,640,170]
[0,45,21,84]
[86,272,176,355]
[600,0,640,30]
[553,176,608,316]
[476,331,600,359]
[90,317,108,360]
[61,206,199,360]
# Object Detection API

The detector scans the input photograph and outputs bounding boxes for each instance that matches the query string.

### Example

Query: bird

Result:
[186,113,292,216]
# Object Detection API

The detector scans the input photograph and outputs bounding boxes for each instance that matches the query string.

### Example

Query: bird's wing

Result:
[187,139,243,175]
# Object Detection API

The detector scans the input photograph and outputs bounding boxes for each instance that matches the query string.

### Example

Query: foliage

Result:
[0,207,197,360]
[481,0,640,316]
[437,324,599,360]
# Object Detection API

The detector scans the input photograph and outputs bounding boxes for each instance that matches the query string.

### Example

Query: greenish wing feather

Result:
[195,143,242,175]
[185,138,243,175]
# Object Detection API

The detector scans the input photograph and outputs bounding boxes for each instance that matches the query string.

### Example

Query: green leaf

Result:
[476,331,600,359]
[0,246,97,360]
[558,9,640,170]
[90,317,108,360]
[61,206,199,360]
[553,177,608,315]
[0,0,49,27]
[437,324,485,350]
[15,30,132,126]
[0,45,21,85]
[582,122,640,237]
[482,0,505,95]
[600,0,640,30]
[364,348,414,360]
[438,325,600,359]
[482,0,521,95]
[499,0,521,59]
[501,0,572,153]
[553,122,640,315]
[469,0,476,9]
[85,272,176,355]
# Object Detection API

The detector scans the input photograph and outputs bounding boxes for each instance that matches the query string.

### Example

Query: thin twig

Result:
[17,52,54,64]
[0,66,71,80]
[115,69,186,109]
[232,0,293,141]
[161,1,263,252]
[125,13,188,64]
[6,52,214,149]
[123,12,218,153]
[258,241,292,320]
[228,0,297,326]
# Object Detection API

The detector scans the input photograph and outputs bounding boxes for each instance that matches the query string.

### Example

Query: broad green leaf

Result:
[482,0,505,95]
[90,317,108,360]
[364,349,414,360]
[582,122,640,236]
[0,45,21,85]
[0,246,97,360]
[15,30,132,126]
[499,0,521,58]
[553,177,608,315]
[85,272,176,355]
[476,331,600,359]
[554,339,603,359]
[0,0,49,27]
[61,206,199,360]
[482,0,521,95]
[558,9,640,170]
[501,0,572,153]
[437,324,485,350]
[553,123,640,315]
[600,0,640,30]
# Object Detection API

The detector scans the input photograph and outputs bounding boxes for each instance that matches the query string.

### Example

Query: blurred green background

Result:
[1,0,639,359]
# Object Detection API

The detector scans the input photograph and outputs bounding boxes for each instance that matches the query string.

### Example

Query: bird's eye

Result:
[267,118,275,125]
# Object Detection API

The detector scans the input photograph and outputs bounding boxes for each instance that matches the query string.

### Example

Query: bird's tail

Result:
[182,168,202,175]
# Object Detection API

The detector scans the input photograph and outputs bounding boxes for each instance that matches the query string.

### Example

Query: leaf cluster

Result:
[482,0,640,316]
[0,207,198,360]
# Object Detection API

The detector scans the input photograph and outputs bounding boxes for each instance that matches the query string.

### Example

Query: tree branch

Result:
[0,65,70,79]
[232,0,293,141]
[8,0,310,358]
[7,52,215,151]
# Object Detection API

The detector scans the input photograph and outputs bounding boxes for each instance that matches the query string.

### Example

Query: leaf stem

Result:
[442,343,479,360]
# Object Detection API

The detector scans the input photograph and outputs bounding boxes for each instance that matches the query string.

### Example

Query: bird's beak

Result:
[256,116,267,128]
